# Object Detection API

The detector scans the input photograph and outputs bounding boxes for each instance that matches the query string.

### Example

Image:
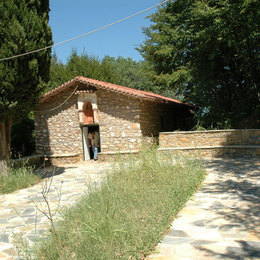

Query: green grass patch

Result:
[35,146,206,259]
[0,165,41,194]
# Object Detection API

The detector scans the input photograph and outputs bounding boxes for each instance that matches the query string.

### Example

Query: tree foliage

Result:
[47,51,120,92]
[101,56,153,91]
[0,0,52,121]
[48,51,158,94]
[11,114,35,159]
[139,0,260,128]
[0,0,52,173]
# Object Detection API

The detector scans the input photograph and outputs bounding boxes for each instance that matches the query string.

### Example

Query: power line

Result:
[0,0,170,62]
[35,84,79,113]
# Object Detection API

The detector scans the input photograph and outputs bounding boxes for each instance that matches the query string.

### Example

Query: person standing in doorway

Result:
[88,130,99,160]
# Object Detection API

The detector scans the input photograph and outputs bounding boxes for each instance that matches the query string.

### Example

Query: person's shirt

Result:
[88,132,99,146]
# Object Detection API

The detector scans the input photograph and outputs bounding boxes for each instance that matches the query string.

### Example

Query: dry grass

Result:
[34,146,206,259]
[0,165,40,194]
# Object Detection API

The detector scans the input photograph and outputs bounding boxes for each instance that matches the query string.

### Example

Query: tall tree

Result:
[0,0,52,174]
[48,51,157,94]
[48,50,121,91]
[139,0,260,128]
[102,56,160,93]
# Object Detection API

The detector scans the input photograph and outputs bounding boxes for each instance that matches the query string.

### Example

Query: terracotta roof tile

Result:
[40,76,192,107]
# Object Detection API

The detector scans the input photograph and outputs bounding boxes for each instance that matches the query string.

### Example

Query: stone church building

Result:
[35,76,194,162]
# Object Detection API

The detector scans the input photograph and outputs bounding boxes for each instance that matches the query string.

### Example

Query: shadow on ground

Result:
[34,166,77,178]
[196,157,260,259]
[198,239,260,259]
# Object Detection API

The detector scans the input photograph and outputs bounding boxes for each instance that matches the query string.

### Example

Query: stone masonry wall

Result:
[35,88,143,158]
[97,90,142,153]
[35,85,195,160]
[139,102,194,143]
[140,101,162,140]
[160,146,260,157]
[35,89,82,157]
[159,129,260,148]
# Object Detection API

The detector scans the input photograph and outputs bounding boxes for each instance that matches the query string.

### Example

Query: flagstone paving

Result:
[148,157,260,260]
[0,161,111,259]
[1,157,259,259]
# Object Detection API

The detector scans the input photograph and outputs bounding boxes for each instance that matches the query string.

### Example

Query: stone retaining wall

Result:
[11,155,45,168]
[159,129,260,157]
[46,154,81,165]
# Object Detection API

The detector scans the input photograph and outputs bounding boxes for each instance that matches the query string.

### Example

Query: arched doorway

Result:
[83,102,94,124]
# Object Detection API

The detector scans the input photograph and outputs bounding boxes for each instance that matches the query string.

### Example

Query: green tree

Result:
[46,53,67,91]
[11,113,35,159]
[139,0,260,128]
[100,55,163,94]
[48,50,121,91]
[49,51,157,94]
[0,0,52,174]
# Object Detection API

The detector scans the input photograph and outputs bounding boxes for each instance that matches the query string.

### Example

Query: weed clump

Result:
[0,165,40,194]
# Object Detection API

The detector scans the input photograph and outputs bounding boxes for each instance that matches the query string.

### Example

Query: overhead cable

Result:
[0,0,171,62]
[35,84,79,113]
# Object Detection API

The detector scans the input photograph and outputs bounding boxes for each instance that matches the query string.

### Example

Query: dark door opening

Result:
[82,125,101,160]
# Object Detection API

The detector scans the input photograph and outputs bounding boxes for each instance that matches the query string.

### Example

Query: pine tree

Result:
[0,0,52,175]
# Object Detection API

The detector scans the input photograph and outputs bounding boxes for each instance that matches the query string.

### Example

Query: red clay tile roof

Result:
[40,76,192,107]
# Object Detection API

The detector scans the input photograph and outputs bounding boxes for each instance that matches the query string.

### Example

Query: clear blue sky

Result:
[49,0,161,64]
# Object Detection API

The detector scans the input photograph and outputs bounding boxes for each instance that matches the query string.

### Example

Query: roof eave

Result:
[39,76,194,108]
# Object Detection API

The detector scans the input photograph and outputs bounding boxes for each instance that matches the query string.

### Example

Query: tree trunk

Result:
[0,117,12,176]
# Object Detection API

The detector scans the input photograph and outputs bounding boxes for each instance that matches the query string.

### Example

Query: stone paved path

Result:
[149,157,260,260]
[0,161,110,259]
[1,158,259,259]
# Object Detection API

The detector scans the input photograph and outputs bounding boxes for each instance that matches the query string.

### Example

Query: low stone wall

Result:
[11,155,45,168]
[45,153,81,165]
[159,146,260,157]
[159,129,260,157]
[98,150,140,162]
